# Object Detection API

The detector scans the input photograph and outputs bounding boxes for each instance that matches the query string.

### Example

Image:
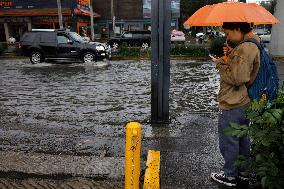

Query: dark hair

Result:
[222,22,253,34]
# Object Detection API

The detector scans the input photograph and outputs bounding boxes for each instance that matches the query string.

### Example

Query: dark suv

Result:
[108,30,151,49]
[20,29,110,64]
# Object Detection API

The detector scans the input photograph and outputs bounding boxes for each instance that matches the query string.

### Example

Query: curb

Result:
[0,151,124,179]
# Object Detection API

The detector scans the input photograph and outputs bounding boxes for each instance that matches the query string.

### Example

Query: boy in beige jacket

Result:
[211,22,260,187]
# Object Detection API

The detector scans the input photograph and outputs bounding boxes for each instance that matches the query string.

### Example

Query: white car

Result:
[171,30,186,42]
[259,34,271,43]
[253,29,271,42]
[196,32,205,38]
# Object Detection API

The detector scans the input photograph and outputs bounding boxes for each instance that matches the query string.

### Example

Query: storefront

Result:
[93,0,179,39]
[0,0,100,42]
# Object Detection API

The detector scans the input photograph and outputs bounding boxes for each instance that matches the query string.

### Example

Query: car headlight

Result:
[96,46,105,51]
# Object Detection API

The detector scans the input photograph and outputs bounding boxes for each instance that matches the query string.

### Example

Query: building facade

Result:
[0,0,100,42]
[93,0,180,38]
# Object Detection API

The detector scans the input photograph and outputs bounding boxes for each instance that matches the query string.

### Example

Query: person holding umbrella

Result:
[211,22,260,187]
[184,2,279,187]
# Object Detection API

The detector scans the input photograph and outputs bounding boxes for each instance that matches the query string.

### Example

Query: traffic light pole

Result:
[151,0,171,124]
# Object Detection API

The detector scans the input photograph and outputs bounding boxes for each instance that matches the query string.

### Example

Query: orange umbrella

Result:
[184,2,280,26]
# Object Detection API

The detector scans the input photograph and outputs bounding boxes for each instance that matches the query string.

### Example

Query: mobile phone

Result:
[209,54,216,59]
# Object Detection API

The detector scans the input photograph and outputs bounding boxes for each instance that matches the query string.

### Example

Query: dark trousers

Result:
[218,106,250,177]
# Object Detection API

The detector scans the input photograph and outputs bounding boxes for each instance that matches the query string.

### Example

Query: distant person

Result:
[210,22,260,187]
[8,36,16,44]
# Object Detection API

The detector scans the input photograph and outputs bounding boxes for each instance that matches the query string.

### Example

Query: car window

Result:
[21,32,39,42]
[68,32,85,43]
[40,32,56,43]
[143,33,151,37]
[57,35,69,44]
[132,34,142,38]
[123,33,133,38]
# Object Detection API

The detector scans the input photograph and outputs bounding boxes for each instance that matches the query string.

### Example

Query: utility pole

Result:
[57,0,64,29]
[270,0,284,56]
[90,0,95,41]
[151,0,171,124]
[110,0,114,36]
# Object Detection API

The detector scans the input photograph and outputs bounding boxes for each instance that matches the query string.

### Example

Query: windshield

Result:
[69,32,85,43]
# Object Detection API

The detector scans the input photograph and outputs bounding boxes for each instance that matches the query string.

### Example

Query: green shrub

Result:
[118,47,141,57]
[224,85,284,189]
[116,44,208,58]
[171,44,208,57]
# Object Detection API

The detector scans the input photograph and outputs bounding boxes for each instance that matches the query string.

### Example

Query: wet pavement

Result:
[0,58,283,189]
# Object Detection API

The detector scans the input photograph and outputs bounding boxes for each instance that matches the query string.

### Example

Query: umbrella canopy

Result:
[184,2,280,26]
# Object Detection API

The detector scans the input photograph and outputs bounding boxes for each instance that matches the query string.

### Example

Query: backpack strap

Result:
[241,38,264,50]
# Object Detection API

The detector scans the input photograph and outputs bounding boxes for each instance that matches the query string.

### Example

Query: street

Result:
[0,59,283,188]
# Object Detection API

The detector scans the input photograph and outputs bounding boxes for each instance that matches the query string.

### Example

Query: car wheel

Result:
[30,51,44,64]
[112,43,119,49]
[82,52,96,63]
[141,42,149,49]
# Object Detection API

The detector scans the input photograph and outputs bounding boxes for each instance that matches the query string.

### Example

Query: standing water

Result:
[0,59,221,188]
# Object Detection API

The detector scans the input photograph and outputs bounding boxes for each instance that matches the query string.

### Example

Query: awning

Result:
[74,8,100,18]
[0,8,100,18]
[0,8,71,17]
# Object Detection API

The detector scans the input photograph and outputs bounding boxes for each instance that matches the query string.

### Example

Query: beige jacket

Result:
[215,38,260,110]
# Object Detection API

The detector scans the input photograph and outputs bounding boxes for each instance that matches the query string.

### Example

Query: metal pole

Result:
[110,0,114,36]
[111,0,114,21]
[57,0,64,29]
[90,0,95,41]
[151,0,171,124]
[270,0,284,56]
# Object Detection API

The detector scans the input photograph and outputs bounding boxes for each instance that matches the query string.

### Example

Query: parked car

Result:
[196,32,205,38]
[259,34,271,43]
[20,29,110,64]
[108,30,151,49]
[171,30,186,42]
[253,29,271,43]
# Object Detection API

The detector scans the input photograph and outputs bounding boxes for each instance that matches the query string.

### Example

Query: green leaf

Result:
[271,109,283,121]
[261,176,267,188]
[224,127,236,136]
[256,154,263,162]
[229,122,240,129]
[232,130,241,136]
[261,138,270,147]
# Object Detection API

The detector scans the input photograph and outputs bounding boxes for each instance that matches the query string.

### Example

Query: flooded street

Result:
[0,59,219,134]
[0,59,219,154]
[0,58,227,189]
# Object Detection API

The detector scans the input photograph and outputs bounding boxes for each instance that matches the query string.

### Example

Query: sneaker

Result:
[211,171,237,187]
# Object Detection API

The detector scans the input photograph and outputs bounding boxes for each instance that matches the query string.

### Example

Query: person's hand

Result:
[212,56,218,62]
[209,54,218,62]
[223,43,233,56]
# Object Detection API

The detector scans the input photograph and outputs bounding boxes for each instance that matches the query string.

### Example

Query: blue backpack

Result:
[241,38,279,101]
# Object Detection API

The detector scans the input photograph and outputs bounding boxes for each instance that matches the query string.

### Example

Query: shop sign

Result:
[0,1,14,7]
[77,0,90,11]
[78,0,90,7]
[0,0,71,9]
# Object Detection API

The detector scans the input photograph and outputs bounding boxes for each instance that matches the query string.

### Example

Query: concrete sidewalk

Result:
[0,114,222,189]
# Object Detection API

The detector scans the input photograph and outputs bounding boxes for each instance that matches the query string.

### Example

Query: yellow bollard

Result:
[125,122,142,189]
[143,150,160,189]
